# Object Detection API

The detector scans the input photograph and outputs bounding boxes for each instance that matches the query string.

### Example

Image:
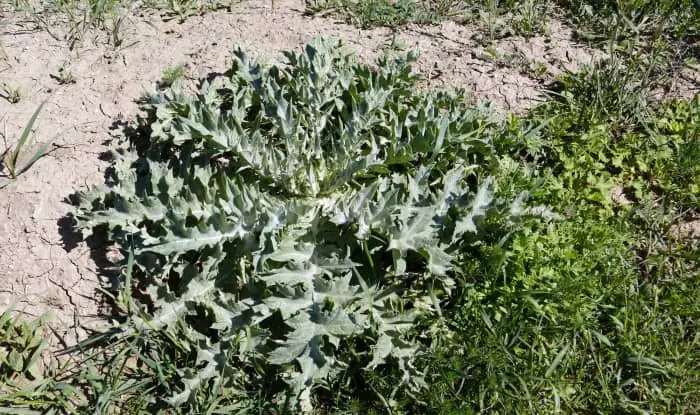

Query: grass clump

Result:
[0,102,51,189]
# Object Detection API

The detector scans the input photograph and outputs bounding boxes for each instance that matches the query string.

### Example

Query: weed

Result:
[158,64,186,88]
[12,0,124,49]
[70,38,521,412]
[12,0,232,49]
[0,78,21,103]
[523,60,549,79]
[51,65,77,85]
[511,0,548,37]
[483,45,526,68]
[0,307,51,383]
[0,308,89,413]
[0,102,50,189]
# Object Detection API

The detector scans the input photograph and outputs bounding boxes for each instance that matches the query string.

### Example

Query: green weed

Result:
[0,78,21,103]
[0,102,51,189]
[52,65,77,85]
[0,307,51,383]
[12,0,234,49]
[158,64,186,88]
[69,38,517,412]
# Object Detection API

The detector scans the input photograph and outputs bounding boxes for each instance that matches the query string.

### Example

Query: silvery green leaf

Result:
[454,176,495,238]
[134,276,215,331]
[166,348,219,406]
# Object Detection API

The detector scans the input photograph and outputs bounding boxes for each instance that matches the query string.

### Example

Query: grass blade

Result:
[14,142,50,177]
[545,343,570,378]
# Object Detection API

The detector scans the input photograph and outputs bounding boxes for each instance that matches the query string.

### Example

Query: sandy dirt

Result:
[0,0,642,349]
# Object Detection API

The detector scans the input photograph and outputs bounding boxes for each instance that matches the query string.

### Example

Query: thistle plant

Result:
[74,38,524,412]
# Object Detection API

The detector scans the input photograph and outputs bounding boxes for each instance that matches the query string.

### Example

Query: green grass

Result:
[405,99,699,413]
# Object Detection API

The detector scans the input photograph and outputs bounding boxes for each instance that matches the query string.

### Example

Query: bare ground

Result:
[0,0,634,349]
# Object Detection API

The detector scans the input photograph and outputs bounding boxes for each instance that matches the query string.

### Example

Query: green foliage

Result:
[559,0,700,41]
[0,1,694,409]
[306,0,551,37]
[386,56,700,413]
[0,307,51,383]
[395,212,698,413]
[13,0,127,48]
[62,38,698,414]
[466,0,551,38]
[503,60,699,214]
[648,98,700,208]
[0,308,93,413]
[72,38,520,412]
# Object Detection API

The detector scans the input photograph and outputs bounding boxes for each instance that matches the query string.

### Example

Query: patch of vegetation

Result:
[305,0,445,28]
[559,0,700,41]
[306,0,699,57]
[51,65,78,85]
[144,0,236,22]
[0,22,696,415]
[0,308,80,413]
[305,0,551,37]
[11,0,236,49]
